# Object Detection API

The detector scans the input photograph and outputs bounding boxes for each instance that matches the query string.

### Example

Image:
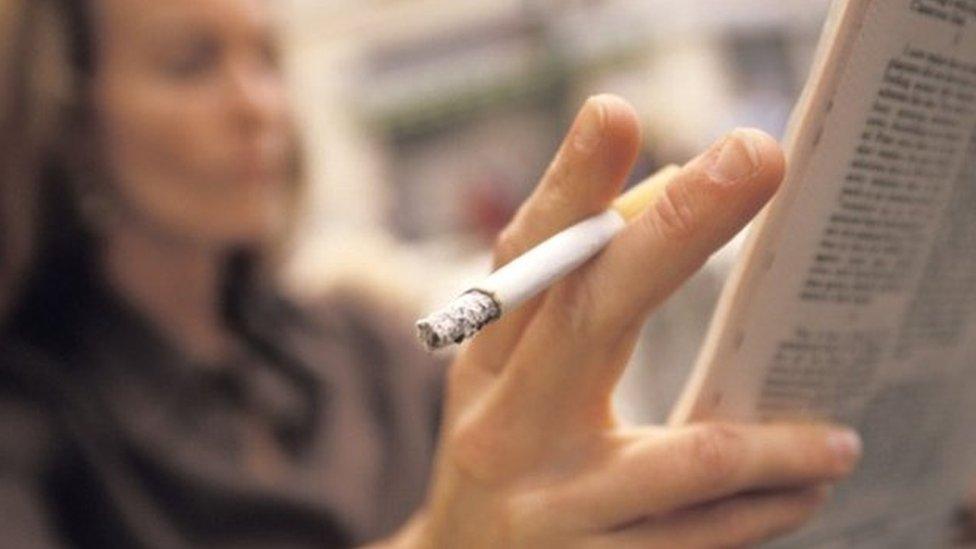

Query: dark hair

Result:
[5,0,97,350]
[59,0,96,77]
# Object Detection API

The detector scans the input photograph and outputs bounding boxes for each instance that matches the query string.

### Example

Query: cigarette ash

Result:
[416,290,501,351]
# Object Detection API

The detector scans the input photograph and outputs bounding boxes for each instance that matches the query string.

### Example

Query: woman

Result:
[2,0,863,547]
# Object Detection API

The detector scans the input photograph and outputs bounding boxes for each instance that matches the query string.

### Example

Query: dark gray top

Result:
[0,280,443,548]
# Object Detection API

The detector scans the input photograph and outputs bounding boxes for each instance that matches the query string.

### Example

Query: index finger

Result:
[466,95,641,373]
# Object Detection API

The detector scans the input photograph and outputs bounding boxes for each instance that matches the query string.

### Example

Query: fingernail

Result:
[572,96,606,154]
[827,429,862,471]
[706,129,763,184]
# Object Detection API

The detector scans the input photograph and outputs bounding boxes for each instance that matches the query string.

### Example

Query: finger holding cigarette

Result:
[463,94,644,375]
[496,128,783,420]
[416,164,680,350]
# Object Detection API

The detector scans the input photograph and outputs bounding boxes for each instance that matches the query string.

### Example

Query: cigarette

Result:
[416,165,681,351]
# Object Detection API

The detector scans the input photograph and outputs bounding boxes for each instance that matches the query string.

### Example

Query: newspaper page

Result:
[670,0,976,546]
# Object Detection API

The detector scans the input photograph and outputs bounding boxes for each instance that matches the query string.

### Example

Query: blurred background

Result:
[275,0,832,424]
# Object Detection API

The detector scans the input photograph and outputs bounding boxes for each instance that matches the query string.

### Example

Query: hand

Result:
[401,95,862,548]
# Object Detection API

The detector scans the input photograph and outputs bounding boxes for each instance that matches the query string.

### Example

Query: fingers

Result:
[566,423,860,528]
[592,128,785,328]
[595,486,829,549]
[466,94,641,373]
[498,129,785,422]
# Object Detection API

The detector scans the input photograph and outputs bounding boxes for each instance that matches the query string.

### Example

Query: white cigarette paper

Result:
[484,210,626,311]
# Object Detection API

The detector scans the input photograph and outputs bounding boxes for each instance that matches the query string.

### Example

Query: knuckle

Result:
[647,178,700,241]
[533,153,578,215]
[447,414,516,486]
[686,424,746,486]
[542,150,574,194]
[536,183,578,228]
[544,277,604,340]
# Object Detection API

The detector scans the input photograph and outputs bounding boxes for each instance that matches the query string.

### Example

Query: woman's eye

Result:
[257,39,282,73]
[159,43,219,79]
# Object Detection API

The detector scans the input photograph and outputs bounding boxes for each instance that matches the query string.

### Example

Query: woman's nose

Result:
[225,57,285,133]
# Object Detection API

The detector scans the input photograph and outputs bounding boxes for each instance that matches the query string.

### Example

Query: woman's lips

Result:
[234,152,286,185]
[237,163,279,184]
[229,135,288,185]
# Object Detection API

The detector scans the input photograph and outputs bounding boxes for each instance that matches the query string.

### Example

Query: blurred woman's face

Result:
[91,0,291,247]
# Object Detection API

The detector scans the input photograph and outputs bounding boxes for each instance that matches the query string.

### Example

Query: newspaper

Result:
[669,0,976,546]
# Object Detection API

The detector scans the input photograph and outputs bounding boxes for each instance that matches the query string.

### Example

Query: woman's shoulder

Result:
[287,285,439,361]
[332,290,415,343]
[276,283,447,397]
